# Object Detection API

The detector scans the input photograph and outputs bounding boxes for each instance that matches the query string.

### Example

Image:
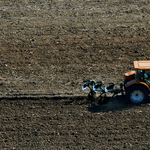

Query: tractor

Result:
[124,60,150,104]
[82,60,150,104]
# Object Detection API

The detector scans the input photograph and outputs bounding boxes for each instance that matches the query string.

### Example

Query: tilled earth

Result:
[0,0,150,149]
[1,96,150,149]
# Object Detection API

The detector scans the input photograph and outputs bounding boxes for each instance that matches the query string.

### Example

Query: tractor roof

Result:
[134,60,150,70]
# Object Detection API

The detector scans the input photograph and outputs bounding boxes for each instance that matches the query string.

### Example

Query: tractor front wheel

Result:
[126,85,148,104]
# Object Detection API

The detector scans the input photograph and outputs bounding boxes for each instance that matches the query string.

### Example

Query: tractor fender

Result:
[125,79,150,91]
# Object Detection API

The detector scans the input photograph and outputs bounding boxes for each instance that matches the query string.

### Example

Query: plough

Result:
[82,80,123,101]
[82,60,150,104]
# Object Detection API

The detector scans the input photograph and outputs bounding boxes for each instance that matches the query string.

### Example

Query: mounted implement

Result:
[82,60,150,104]
[82,80,123,102]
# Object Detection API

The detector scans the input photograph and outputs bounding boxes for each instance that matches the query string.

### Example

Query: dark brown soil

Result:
[0,0,150,149]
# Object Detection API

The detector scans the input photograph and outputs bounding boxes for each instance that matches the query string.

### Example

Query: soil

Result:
[0,0,150,149]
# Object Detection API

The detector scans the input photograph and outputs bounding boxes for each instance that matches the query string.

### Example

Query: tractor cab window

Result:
[136,70,150,80]
[144,70,150,79]
[135,70,143,80]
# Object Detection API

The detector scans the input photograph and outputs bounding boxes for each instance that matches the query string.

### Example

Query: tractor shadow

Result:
[62,95,135,113]
[87,95,133,113]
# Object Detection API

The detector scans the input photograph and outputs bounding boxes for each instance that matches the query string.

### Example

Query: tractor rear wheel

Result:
[126,85,148,104]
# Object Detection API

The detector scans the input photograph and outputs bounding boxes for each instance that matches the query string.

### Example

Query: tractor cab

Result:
[134,60,150,81]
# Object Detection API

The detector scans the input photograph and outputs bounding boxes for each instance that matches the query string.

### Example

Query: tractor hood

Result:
[124,70,136,81]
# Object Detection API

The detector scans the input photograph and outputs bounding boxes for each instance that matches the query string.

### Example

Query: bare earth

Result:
[0,0,150,149]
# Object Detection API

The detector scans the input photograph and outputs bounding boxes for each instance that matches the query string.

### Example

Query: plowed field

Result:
[1,0,150,149]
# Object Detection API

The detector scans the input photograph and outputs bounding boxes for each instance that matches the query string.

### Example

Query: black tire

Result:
[126,85,148,104]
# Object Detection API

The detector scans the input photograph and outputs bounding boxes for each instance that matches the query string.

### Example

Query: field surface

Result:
[0,0,150,149]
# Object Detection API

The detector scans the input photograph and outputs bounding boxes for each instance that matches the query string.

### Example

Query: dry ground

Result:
[0,0,150,149]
